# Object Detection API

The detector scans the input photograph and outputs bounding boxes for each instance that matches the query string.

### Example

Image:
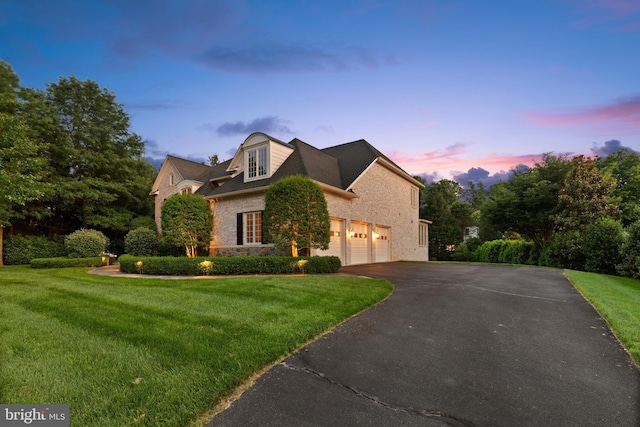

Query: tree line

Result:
[417,150,640,277]
[0,60,156,264]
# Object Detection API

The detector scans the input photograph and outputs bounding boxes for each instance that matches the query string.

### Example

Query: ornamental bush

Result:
[65,229,109,258]
[3,235,66,265]
[124,227,158,256]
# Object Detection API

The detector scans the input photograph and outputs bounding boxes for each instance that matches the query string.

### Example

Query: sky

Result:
[1,0,639,185]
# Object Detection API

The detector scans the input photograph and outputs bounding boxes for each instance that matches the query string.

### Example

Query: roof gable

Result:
[163,134,421,199]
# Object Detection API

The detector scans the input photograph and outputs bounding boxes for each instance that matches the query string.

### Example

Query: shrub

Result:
[3,235,66,265]
[473,239,534,265]
[31,257,104,269]
[538,240,560,268]
[555,230,585,270]
[475,240,505,263]
[450,242,471,261]
[65,229,109,258]
[617,221,640,279]
[118,255,342,276]
[124,227,158,256]
[583,218,624,275]
[526,245,540,266]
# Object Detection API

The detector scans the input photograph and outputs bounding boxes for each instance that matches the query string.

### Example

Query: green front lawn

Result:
[0,266,392,426]
[565,270,640,366]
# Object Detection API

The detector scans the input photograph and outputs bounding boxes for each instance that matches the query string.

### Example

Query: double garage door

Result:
[319,220,390,265]
[350,223,391,264]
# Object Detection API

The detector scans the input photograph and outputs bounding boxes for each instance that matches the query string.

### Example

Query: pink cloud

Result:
[571,0,640,30]
[389,144,545,180]
[522,95,640,127]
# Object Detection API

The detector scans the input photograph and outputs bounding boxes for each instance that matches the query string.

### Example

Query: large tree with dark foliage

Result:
[419,179,473,260]
[481,154,572,251]
[1,60,156,247]
[264,175,330,257]
[0,113,44,265]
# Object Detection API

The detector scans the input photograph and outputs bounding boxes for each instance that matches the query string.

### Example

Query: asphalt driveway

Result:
[206,263,640,427]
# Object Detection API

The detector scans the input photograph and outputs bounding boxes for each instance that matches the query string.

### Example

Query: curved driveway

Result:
[207,263,640,426]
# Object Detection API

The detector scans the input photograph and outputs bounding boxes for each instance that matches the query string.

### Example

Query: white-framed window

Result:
[245,211,262,244]
[247,146,268,180]
[169,173,174,185]
[180,187,192,195]
[419,221,429,247]
[411,187,418,208]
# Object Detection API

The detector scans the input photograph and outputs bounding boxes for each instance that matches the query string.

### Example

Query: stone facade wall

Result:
[211,193,265,247]
[204,161,428,263]
[321,162,427,262]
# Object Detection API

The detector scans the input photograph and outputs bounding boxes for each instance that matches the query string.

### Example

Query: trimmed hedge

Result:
[3,235,66,265]
[31,257,105,269]
[475,240,536,265]
[118,255,342,276]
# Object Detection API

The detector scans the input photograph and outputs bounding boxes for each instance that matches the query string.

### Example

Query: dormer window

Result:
[247,146,268,180]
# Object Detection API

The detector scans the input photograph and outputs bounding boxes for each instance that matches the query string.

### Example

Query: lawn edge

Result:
[563,269,640,369]
[191,276,395,427]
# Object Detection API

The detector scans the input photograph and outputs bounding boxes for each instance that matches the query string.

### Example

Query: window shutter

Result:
[237,213,243,245]
[261,210,266,244]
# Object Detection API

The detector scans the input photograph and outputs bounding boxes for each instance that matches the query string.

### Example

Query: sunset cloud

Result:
[570,0,640,30]
[387,144,544,181]
[523,95,640,128]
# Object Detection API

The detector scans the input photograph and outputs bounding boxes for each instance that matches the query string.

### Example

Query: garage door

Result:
[318,219,344,264]
[350,222,369,265]
[374,226,390,262]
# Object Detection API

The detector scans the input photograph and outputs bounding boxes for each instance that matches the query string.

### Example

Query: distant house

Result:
[150,132,430,265]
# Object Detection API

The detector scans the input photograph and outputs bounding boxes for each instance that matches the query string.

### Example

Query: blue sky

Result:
[1,0,639,183]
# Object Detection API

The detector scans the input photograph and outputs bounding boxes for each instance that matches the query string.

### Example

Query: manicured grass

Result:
[565,270,640,366]
[0,266,392,426]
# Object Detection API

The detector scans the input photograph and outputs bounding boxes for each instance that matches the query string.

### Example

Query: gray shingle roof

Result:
[178,136,411,198]
[166,155,212,181]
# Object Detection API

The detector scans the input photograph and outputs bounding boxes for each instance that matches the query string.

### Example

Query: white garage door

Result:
[374,226,390,262]
[350,222,369,265]
[318,219,344,264]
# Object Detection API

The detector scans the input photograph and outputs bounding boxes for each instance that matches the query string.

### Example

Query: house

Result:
[150,132,430,265]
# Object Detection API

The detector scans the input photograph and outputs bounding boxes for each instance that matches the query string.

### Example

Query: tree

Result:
[161,194,213,257]
[555,155,619,232]
[553,156,619,270]
[5,72,156,241]
[481,154,572,250]
[598,148,640,227]
[44,76,155,231]
[208,153,220,166]
[263,175,330,257]
[0,60,20,112]
[419,179,473,260]
[0,113,44,265]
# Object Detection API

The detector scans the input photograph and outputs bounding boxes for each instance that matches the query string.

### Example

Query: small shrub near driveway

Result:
[65,229,109,258]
